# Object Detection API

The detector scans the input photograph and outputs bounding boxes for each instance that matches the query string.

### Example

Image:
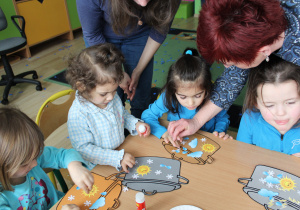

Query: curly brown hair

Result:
[66,43,125,98]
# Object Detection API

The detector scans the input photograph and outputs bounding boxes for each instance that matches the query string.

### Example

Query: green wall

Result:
[0,1,20,40]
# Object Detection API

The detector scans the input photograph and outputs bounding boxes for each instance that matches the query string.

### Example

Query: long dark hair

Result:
[110,0,180,35]
[163,48,212,113]
[244,54,300,113]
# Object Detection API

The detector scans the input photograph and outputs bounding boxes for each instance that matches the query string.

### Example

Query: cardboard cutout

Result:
[163,133,220,165]
[57,173,122,210]
[116,157,189,195]
[238,165,300,209]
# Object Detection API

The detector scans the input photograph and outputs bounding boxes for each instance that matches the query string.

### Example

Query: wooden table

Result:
[51,128,300,210]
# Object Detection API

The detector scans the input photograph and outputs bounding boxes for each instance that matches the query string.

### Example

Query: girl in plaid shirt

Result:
[66,43,151,172]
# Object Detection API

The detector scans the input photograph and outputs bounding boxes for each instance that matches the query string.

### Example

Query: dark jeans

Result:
[84,32,153,119]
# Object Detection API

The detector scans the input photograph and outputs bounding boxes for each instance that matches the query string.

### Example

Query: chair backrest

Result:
[0,7,8,31]
[36,89,75,139]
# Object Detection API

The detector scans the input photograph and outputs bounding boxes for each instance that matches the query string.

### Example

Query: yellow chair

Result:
[35,89,75,193]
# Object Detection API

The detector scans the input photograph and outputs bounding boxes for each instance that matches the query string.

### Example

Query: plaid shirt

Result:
[68,92,139,170]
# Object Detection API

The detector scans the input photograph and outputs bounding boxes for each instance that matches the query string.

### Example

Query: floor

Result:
[0,16,237,191]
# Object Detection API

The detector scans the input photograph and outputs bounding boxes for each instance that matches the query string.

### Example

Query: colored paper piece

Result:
[187,151,203,158]
[188,138,198,148]
[90,197,106,209]
[57,172,122,209]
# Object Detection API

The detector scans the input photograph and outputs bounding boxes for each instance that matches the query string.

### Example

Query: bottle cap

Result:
[136,192,145,203]
[138,125,146,133]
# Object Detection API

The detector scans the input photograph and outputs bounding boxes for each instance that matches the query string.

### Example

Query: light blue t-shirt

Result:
[0,146,86,210]
[237,110,300,155]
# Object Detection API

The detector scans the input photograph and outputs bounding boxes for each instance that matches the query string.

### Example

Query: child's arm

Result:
[236,111,254,144]
[135,121,151,137]
[140,92,170,139]
[212,109,232,140]
[121,153,136,173]
[162,131,180,148]
[292,153,300,157]
[61,204,81,210]
[67,161,94,193]
[37,147,94,193]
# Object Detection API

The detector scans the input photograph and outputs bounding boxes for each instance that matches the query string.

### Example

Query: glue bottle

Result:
[138,124,147,135]
[136,192,146,210]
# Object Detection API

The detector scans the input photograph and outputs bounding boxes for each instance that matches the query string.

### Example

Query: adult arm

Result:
[168,66,250,140]
[76,0,106,46]
[129,37,161,100]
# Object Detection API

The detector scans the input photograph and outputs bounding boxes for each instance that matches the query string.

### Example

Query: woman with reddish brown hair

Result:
[168,0,300,141]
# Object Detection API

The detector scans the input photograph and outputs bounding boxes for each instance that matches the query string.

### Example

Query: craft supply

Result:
[136,192,146,210]
[138,125,147,135]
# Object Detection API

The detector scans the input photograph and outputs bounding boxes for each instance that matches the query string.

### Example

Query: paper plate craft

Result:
[238,165,300,210]
[57,173,122,210]
[163,133,220,165]
[116,157,189,195]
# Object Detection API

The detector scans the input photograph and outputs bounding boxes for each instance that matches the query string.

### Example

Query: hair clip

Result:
[185,50,193,55]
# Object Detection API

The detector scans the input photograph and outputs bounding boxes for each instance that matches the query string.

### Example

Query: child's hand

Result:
[121,153,135,173]
[292,153,300,157]
[162,131,180,148]
[67,161,94,194]
[136,122,151,137]
[213,131,233,140]
[61,204,80,210]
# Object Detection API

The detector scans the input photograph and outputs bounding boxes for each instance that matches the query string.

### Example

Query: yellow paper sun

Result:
[280,176,296,191]
[82,185,99,197]
[202,143,215,153]
[136,165,151,176]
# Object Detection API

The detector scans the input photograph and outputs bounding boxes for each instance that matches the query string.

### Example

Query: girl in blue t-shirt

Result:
[237,55,300,156]
[0,107,94,210]
[142,48,231,148]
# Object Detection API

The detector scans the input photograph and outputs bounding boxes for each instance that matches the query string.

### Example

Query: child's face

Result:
[10,159,37,181]
[175,83,205,110]
[88,82,119,109]
[256,80,300,134]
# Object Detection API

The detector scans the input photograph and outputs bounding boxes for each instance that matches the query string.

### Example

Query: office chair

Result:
[36,89,75,193]
[0,7,42,105]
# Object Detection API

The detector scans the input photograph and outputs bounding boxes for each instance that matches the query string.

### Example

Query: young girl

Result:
[0,107,94,210]
[66,43,150,173]
[141,48,231,148]
[237,55,300,157]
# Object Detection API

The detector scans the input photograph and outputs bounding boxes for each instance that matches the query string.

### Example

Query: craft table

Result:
[51,124,300,210]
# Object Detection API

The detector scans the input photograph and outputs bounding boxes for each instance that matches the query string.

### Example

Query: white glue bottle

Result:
[136,192,146,210]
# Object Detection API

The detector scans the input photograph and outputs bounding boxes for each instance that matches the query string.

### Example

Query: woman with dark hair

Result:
[168,0,300,141]
[76,0,180,118]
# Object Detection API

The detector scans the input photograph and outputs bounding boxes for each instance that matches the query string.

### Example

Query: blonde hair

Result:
[0,107,44,191]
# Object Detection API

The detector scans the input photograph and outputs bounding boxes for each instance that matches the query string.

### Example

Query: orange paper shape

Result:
[163,132,220,165]
[57,172,122,210]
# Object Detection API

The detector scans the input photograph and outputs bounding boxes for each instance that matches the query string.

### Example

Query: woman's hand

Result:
[128,68,143,101]
[162,131,180,148]
[121,153,135,173]
[213,131,233,140]
[136,121,151,137]
[168,118,200,141]
[119,72,132,99]
[61,204,80,210]
[67,161,94,194]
